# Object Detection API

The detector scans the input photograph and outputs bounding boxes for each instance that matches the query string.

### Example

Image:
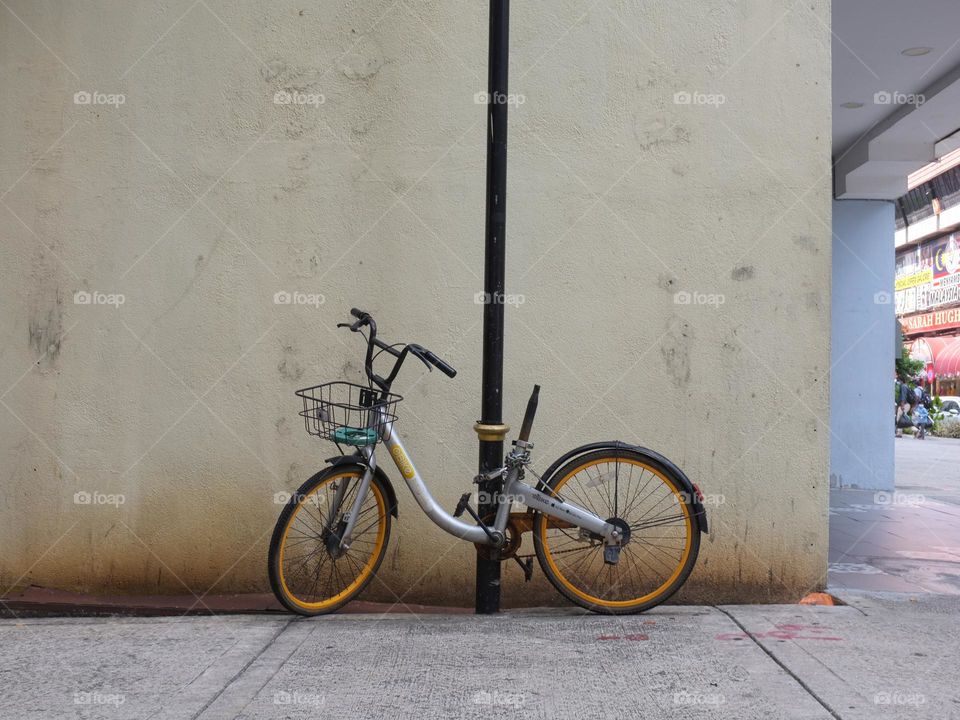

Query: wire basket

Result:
[296,381,401,447]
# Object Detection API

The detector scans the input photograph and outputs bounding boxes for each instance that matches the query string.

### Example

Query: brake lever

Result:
[407,345,433,371]
[336,321,363,331]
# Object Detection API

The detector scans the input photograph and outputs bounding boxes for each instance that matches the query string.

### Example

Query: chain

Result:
[516,545,600,560]
[515,542,602,560]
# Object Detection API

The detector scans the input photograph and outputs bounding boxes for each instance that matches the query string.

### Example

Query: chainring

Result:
[474,512,535,560]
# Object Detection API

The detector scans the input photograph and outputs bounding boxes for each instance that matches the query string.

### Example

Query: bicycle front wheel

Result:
[268,466,391,616]
[534,449,700,614]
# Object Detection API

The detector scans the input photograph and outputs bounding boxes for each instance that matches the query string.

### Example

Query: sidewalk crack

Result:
[232,619,320,716]
[713,606,844,720]
[189,619,293,720]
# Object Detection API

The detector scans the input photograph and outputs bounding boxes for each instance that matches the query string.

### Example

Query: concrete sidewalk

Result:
[829,435,960,594]
[1,593,956,719]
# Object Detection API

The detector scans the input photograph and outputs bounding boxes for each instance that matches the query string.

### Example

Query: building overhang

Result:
[836,64,960,200]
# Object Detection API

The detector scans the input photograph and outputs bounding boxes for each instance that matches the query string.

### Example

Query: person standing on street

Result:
[896,374,914,438]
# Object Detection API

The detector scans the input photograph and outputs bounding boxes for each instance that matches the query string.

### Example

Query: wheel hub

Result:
[324,519,348,559]
[606,517,631,546]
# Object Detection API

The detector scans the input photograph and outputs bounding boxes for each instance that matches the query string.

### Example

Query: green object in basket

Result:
[333,426,378,446]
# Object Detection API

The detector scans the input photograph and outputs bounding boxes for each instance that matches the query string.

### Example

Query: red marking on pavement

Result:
[716,624,843,642]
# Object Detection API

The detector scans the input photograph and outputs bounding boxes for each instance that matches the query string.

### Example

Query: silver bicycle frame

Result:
[338,417,616,548]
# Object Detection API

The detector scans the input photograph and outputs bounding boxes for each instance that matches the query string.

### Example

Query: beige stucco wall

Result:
[0,1,831,606]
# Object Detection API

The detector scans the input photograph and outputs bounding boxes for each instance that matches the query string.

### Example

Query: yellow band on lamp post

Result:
[473,422,511,441]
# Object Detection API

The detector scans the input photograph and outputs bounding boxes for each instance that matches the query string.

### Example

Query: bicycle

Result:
[268,308,709,615]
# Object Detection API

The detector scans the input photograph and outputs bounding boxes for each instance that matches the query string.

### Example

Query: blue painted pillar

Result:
[830,200,896,491]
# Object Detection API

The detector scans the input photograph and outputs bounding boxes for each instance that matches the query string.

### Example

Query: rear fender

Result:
[539,441,708,534]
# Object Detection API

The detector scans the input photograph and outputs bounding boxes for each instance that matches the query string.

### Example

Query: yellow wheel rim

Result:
[277,471,387,611]
[539,458,693,609]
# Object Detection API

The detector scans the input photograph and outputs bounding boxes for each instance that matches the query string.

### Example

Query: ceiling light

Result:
[840,101,864,109]
[901,47,933,56]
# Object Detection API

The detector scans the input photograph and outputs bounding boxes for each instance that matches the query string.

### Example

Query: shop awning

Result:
[910,336,960,380]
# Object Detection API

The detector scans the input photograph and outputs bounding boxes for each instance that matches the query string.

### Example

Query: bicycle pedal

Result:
[513,556,534,582]
[453,493,471,518]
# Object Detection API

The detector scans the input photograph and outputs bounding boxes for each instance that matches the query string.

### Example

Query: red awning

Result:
[911,336,960,380]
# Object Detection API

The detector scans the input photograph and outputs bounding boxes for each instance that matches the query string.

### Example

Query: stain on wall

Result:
[28,292,64,369]
[660,316,692,388]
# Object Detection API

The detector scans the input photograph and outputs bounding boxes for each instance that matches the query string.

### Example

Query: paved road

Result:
[1,595,957,720]
[894,433,960,496]
[828,436,960,594]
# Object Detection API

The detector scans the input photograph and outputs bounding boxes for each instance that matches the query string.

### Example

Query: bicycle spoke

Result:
[630,512,688,532]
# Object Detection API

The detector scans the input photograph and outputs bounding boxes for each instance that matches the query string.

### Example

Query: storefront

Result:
[897,231,960,395]
[903,320,960,396]
[906,334,960,396]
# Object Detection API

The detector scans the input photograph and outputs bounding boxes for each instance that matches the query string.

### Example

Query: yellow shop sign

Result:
[895,269,933,291]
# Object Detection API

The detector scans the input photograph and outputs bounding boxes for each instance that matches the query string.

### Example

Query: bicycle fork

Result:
[326,446,376,555]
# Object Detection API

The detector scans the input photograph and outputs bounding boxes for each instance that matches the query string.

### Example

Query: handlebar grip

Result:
[350,308,369,320]
[423,350,457,378]
[518,384,540,442]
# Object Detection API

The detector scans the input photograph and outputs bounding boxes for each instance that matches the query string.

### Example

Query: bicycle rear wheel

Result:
[534,449,700,614]
[268,466,391,615]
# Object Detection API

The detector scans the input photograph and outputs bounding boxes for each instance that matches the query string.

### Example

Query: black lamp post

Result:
[474,0,510,614]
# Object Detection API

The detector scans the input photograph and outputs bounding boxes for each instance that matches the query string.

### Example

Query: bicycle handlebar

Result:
[423,349,457,378]
[340,309,456,389]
